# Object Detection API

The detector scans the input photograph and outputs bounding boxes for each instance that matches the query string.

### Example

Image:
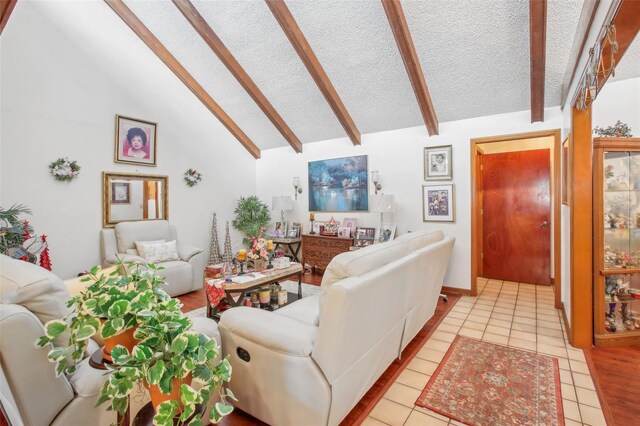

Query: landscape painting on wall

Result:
[308,155,369,212]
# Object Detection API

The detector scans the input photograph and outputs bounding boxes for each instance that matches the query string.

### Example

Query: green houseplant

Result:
[232,196,270,245]
[37,262,172,376]
[100,302,235,425]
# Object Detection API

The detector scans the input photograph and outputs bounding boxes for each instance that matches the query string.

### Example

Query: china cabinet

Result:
[593,137,640,347]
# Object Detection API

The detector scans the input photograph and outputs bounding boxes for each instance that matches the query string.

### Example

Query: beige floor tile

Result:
[491,312,513,321]
[537,307,558,316]
[576,388,601,408]
[537,327,564,338]
[511,322,536,333]
[517,310,537,319]
[468,315,490,324]
[407,358,439,375]
[561,382,577,401]
[469,309,492,318]
[516,301,536,308]
[485,324,510,336]
[492,306,514,315]
[537,334,566,348]
[451,306,471,314]
[508,337,537,351]
[557,357,570,370]
[456,301,475,309]
[462,320,486,331]
[537,320,563,331]
[488,318,512,328]
[396,369,430,391]
[572,372,595,390]
[566,348,586,362]
[423,338,452,353]
[404,410,448,426]
[417,349,446,364]
[536,343,568,358]
[447,311,468,320]
[361,417,388,426]
[437,323,461,334]
[482,332,509,345]
[513,316,537,326]
[510,330,536,342]
[412,406,450,422]
[441,317,464,327]
[369,399,412,426]
[495,302,516,310]
[569,360,590,375]
[562,399,582,422]
[537,313,561,323]
[579,404,606,426]
[458,327,484,339]
[430,331,456,343]
[383,383,422,408]
[515,304,536,313]
[559,368,574,385]
[473,303,493,312]
[564,418,582,426]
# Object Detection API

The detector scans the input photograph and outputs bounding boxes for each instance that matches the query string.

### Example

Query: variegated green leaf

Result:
[108,300,131,317]
[44,320,67,339]
[75,324,97,341]
[47,347,68,362]
[133,344,153,361]
[147,359,165,385]
[154,400,178,426]
[170,335,188,355]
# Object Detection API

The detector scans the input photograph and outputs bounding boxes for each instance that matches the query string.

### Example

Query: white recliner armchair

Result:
[0,255,113,426]
[100,220,205,297]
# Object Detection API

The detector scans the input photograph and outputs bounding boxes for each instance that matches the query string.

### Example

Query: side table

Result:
[272,237,302,262]
[89,349,130,426]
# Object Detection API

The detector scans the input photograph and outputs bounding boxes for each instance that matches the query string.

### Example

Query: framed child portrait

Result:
[424,145,452,180]
[423,184,455,222]
[114,115,157,166]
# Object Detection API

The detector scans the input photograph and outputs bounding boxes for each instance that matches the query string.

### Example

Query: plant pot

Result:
[146,373,193,413]
[102,326,138,362]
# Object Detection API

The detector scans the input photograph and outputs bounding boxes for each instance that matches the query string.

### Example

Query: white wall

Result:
[0,1,256,279]
[257,107,563,290]
[593,77,640,135]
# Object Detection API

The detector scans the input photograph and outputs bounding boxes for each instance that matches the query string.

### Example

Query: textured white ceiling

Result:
[12,0,635,152]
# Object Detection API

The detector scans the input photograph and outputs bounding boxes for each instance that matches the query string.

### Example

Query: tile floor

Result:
[363,278,607,426]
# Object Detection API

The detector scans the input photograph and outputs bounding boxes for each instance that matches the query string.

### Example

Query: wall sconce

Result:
[293,177,303,200]
[371,171,382,195]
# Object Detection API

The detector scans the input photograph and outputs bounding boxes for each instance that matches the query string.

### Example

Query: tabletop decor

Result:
[232,196,271,246]
[49,157,80,182]
[308,155,369,212]
[0,204,48,264]
[416,336,563,426]
[184,168,202,187]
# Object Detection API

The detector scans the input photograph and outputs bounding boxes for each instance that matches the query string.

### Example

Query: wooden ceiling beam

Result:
[529,0,547,123]
[104,0,261,159]
[0,0,18,36]
[265,0,361,146]
[382,0,439,136]
[172,0,302,153]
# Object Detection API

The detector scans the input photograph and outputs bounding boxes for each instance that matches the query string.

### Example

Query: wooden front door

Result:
[481,149,551,284]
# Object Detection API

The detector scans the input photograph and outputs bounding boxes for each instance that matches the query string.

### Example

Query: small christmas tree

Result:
[208,213,222,265]
[223,222,233,265]
[39,235,52,271]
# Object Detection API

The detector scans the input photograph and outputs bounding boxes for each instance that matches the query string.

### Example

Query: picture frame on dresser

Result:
[354,227,375,247]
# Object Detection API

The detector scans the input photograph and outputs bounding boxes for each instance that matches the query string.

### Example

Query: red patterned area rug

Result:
[416,336,564,426]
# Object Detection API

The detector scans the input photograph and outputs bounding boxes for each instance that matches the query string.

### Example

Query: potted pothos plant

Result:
[100,302,235,425]
[37,262,171,375]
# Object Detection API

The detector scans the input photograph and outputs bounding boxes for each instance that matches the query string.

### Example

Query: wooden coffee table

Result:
[206,263,303,319]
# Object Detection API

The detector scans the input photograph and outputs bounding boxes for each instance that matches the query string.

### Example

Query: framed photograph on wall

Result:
[423,184,455,222]
[308,155,369,212]
[115,115,157,166]
[111,182,130,204]
[424,145,452,180]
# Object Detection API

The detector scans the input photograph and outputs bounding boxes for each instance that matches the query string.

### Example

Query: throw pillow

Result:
[134,239,165,256]
[136,240,180,264]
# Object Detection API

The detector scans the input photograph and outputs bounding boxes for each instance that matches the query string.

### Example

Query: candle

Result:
[238,249,246,261]
[267,240,274,250]
[310,212,315,221]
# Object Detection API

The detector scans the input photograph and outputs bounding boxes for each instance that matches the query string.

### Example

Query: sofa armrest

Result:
[219,307,317,357]
[103,253,147,266]
[178,245,203,262]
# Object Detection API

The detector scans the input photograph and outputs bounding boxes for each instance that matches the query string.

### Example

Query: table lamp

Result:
[272,195,293,223]
[372,194,395,242]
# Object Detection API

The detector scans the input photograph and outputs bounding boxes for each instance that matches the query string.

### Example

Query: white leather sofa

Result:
[219,229,454,426]
[100,220,205,296]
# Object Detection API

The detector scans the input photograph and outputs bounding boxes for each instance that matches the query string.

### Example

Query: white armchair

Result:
[100,220,205,297]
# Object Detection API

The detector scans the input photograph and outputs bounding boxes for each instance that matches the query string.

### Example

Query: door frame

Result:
[470,129,562,309]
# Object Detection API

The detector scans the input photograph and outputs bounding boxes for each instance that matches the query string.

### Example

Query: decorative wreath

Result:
[184,168,202,187]
[49,157,80,182]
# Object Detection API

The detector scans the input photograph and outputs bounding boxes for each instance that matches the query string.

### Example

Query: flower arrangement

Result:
[247,227,269,261]
[184,168,202,187]
[594,121,633,138]
[49,157,80,182]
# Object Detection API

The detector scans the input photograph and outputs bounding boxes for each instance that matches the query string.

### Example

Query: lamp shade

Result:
[372,194,395,213]
[272,196,282,211]
[272,195,293,211]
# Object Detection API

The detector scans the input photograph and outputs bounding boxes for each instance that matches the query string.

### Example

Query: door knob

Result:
[540,220,549,228]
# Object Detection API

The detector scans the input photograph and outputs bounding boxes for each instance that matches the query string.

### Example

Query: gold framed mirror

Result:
[102,172,169,228]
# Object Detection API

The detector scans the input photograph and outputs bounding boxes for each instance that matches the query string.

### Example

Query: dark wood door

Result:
[482,149,551,284]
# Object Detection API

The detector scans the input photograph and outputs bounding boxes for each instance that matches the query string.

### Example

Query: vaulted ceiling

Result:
[5,1,638,156]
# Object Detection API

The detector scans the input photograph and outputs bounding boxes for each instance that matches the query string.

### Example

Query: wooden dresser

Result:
[301,234,354,271]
